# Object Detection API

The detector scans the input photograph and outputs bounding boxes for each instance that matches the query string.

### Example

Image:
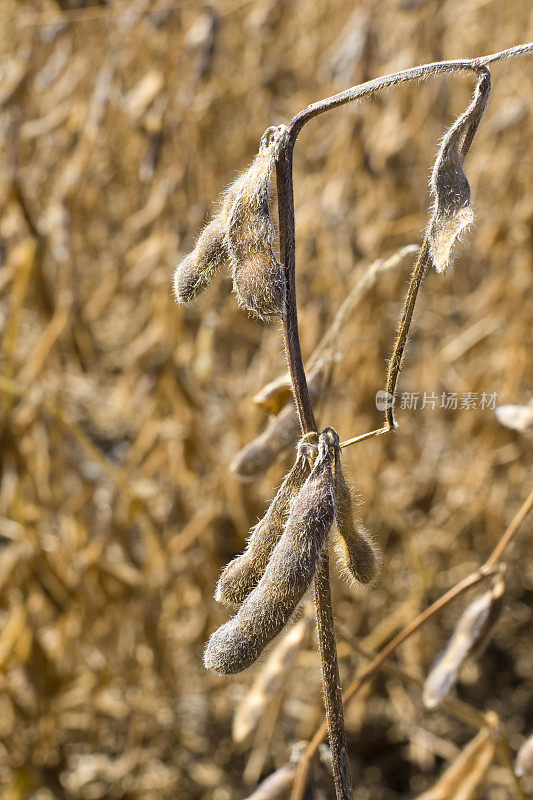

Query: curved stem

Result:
[287,45,532,143]
[272,44,532,799]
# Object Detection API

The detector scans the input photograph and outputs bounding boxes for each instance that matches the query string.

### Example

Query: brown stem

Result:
[276,139,352,799]
[383,236,430,431]
[291,485,533,798]
[272,46,533,799]
[286,46,532,141]
[276,140,316,433]
[314,552,353,799]
[338,625,525,800]
[339,237,430,449]
[484,486,533,570]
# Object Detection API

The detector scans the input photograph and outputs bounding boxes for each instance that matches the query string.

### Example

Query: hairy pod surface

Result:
[172,177,242,303]
[216,435,318,605]
[230,356,331,479]
[172,217,229,302]
[332,447,380,586]
[428,70,490,272]
[232,613,309,744]
[227,126,287,319]
[204,433,335,674]
[423,576,505,709]
[172,124,287,308]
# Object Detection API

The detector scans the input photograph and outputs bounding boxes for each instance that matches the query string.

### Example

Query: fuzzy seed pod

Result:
[204,433,335,674]
[230,355,331,480]
[332,447,380,586]
[216,435,318,605]
[172,176,241,303]
[423,575,505,709]
[232,613,309,744]
[252,373,293,415]
[230,400,301,480]
[227,125,287,319]
[173,216,229,302]
[428,70,490,273]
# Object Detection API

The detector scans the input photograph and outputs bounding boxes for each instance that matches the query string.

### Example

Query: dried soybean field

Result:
[0,2,532,799]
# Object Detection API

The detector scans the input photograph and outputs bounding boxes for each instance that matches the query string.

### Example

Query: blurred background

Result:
[0,1,532,799]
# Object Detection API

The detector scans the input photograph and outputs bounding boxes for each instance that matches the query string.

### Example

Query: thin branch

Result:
[484,486,533,570]
[338,629,526,800]
[275,47,531,800]
[287,45,532,141]
[340,238,430,448]
[341,66,491,449]
[336,622,488,730]
[290,486,533,800]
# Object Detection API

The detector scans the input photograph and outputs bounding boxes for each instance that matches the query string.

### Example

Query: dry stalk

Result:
[177,42,533,800]
[336,626,526,800]
[289,486,533,800]
[415,727,496,800]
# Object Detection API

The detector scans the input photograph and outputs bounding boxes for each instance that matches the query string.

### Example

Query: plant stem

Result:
[314,553,353,799]
[272,47,533,798]
[340,238,430,448]
[287,46,531,138]
[275,141,315,433]
[291,484,533,798]
[276,138,352,800]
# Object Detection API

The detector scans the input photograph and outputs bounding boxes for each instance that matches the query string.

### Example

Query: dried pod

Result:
[515,733,533,778]
[173,216,229,302]
[204,433,335,674]
[232,613,309,744]
[428,70,490,273]
[227,125,287,319]
[332,446,380,586]
[243,763,297,800]
[231,355,332,480]
[253,373,293,415]
[172,176,241,303]
[416,727,495,800]
[230,400,301,480]
[173,123,287,308]
[216,435,318,605]
[423,576,505,709]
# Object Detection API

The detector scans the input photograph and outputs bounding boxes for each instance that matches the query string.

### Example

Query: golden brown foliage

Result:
[0,1,531,799]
